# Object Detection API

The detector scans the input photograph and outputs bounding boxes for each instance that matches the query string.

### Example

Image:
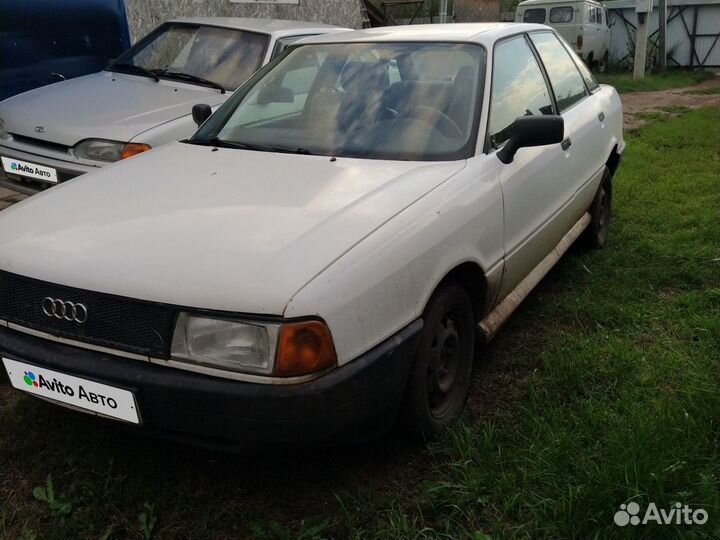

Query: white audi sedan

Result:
[0,23,623,449]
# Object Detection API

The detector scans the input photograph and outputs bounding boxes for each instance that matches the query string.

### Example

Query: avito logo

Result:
[22,368,120,410]
[10,162,18,171]
[614,501,708,527]
[23,371,39,387]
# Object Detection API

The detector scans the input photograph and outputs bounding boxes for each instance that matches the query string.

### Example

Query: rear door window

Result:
[549,6,574,23]
[523,9,547,23]
[560,38,600,92]
[529,32,588,112]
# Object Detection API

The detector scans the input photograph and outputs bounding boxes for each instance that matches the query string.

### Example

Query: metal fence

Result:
[606,0,720,68]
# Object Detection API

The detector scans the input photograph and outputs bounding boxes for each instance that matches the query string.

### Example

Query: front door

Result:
[485,35,569,299]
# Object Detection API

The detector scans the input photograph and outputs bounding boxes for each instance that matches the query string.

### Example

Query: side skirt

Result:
[478,212,592,341]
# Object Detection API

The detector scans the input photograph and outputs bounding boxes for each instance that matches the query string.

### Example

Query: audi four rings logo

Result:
[41,297,88,324]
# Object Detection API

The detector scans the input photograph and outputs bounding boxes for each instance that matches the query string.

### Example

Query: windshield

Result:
[191,42,485,161]
[108,23,269,90]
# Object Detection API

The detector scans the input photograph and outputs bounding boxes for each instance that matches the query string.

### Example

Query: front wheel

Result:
[398,283,475,439]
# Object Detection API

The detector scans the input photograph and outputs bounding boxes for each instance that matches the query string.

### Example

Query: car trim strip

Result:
[0,319,326,385]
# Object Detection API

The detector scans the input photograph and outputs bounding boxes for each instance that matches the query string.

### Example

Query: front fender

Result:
[284,155,505,366]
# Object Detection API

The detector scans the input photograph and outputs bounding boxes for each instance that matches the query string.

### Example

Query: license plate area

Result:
[2,357,140,424]
[1,156,58,183]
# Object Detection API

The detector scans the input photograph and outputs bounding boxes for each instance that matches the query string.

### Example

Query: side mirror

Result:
[257,85,294,105]
[497,115,564,164]
[192,104,212,127]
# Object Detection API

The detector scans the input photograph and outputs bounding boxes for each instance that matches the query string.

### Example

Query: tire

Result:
[399,283,475,440]
[599,51,609,73]
[583,166,612,249]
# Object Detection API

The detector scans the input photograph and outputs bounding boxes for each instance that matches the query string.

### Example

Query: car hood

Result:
[0,71,226,146]
[0,143,465,315]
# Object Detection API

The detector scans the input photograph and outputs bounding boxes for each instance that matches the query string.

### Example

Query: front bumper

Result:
[0,142,98,193]
[0,321,422,450]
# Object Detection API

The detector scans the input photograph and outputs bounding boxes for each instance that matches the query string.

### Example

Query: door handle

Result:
[598,111,605,122]
[561,137,572,151]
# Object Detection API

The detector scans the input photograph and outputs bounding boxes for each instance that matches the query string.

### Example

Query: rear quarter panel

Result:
[597,84,624,156]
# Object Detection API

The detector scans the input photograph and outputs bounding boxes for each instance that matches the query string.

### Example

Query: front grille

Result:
[0,271,177,357]
[10,134,71,153]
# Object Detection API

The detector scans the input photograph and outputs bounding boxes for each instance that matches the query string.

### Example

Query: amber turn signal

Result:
[276,321,337,377]
[121,143,152,160]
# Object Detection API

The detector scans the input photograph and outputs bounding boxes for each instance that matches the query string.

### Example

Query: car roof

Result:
[166,17,349,38]
[518,0,604,6]
[298,23,552,46]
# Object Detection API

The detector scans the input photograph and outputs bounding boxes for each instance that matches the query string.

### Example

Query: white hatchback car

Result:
[0,18,347,193]
[0,23,623,448]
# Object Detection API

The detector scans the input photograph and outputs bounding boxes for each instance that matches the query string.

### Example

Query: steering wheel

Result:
[400,105,463,138]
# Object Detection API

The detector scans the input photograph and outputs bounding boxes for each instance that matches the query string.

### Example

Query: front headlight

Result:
[72,139,151,162]
[171,313,337,377]
[172,313,279,374]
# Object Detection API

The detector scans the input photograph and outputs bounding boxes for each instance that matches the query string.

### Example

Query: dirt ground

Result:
[621,74,720,129]
[0,187,26,210]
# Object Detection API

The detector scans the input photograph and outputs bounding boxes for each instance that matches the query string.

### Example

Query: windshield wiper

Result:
[107,63,160,82]
[187,138,314,155]
[157,71,226,94]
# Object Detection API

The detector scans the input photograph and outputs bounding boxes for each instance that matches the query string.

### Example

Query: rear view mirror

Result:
[192,104,212,127]
[257,85,294,105]
[497,115,564,164]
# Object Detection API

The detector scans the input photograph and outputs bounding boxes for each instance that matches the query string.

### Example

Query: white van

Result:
[516,0,610,71]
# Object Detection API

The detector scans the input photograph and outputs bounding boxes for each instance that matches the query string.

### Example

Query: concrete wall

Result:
[454,0,501,21]
[124,0,363,41]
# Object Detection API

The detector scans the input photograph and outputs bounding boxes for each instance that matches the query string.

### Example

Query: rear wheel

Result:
[599,51,609,73]
[399,283,475,439]
[583,166,612,249]
[587,52,595,70]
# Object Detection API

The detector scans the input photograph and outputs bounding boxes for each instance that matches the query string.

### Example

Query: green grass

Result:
[596,70,714,93]
[1,107,719,539]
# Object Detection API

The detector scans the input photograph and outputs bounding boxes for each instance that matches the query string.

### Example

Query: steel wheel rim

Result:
[426,313,462,418]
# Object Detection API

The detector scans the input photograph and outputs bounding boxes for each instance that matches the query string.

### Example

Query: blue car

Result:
[0,0,131,101]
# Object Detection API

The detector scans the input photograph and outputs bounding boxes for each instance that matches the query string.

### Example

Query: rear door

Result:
[528,30,606,235]
[599,7,611,58]
[586,5,603,60]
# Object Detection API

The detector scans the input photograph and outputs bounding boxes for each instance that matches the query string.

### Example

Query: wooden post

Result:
[439,0,448,23]
[633,12,649,79]
[658,0,667,70]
